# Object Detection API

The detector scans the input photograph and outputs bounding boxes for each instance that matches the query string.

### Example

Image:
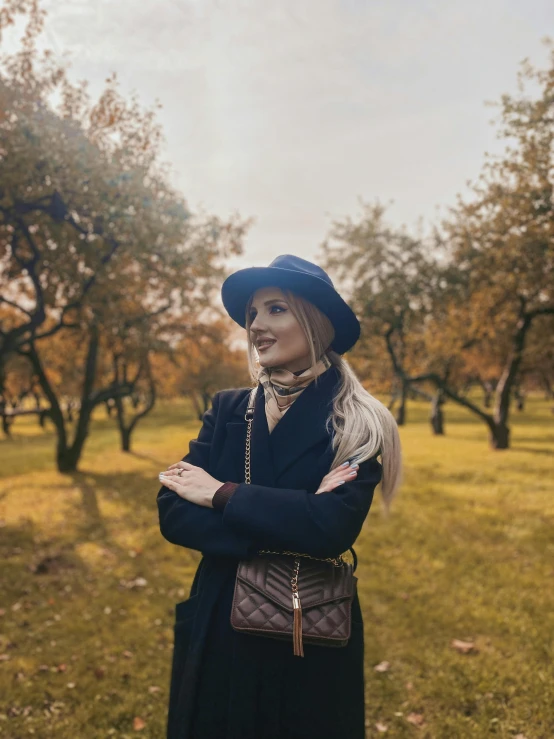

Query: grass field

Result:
[1,396,553,738]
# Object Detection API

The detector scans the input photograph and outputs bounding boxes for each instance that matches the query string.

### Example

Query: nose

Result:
[249,312,267,336]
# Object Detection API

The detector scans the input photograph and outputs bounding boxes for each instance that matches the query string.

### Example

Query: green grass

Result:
[0,396,553,738]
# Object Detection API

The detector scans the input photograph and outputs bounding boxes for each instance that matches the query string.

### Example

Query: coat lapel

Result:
[226,366,339,485]
[269,366,339,479]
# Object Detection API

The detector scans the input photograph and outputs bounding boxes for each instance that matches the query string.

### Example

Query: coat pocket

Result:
[167,595,200,731]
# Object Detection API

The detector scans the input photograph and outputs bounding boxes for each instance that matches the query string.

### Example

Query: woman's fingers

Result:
[163,461,198,475]
[326,463,359,483]
[316,466,358,493]
[167,461,194,471]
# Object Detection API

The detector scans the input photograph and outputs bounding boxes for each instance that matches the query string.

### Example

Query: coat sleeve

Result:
[221,455,383,559]
[156,390,259,559]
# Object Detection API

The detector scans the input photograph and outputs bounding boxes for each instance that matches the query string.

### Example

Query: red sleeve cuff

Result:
[212,482,239,510]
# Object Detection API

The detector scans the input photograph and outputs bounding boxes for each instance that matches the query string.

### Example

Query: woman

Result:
[157,254,402,739]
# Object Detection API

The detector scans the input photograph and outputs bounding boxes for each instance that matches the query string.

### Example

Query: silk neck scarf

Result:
[258,353,332,434]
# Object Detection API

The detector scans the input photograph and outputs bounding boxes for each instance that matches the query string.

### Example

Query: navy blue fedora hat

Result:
[221,254,361,355]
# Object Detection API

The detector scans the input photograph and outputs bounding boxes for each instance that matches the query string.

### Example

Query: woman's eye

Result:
[249,306,285,321]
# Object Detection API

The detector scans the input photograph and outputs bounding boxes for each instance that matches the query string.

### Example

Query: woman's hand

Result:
[158,461,223,508]
[315,460,359,494]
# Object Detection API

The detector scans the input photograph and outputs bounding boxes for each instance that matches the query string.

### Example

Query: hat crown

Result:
[268,254,334,288]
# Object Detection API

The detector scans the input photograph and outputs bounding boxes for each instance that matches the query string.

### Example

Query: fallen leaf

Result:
[376,722,388,732]
[148,685,161,694]
[56,664,67,673]
[451,638,476,654]
[122,650,133,659]
[406,712,425,726]
[133,716,146,730]
[374,660,390,672]
[94,667,106,679]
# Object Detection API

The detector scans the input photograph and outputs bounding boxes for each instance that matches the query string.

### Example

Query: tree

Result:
[438,46,554,447]
[0,1,252,469]
[153,318,250,419]
[320,200,444,429]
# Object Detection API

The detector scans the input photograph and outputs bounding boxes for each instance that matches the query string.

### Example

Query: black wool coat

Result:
[156,365,383,739]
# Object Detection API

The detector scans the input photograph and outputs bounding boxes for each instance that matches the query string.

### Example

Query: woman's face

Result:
[248,286,312,372]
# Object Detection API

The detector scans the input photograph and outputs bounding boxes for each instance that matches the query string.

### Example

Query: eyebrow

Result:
[250,299,288,309]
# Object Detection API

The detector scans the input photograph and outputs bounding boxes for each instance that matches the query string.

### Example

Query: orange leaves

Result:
[374,660,390,672]
[406,712,425,727]
[450,637,477,654]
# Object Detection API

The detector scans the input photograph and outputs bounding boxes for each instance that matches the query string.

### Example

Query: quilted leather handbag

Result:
[230,387,358,657]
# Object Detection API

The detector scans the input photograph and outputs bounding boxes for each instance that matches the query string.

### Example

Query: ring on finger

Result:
[177,468,184,477]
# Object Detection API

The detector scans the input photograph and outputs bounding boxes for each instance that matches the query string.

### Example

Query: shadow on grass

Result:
[67,469,159,510]
[1,518,93,599]
[67,471,111,540]
[66,471,164,564]
[510,445,554,456]
[126,450,169,467]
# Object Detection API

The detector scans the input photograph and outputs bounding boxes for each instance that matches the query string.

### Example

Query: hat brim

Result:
[221,266,360,355]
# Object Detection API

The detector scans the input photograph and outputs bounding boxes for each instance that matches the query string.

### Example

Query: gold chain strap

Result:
[244,388,344,569]
[257,548,344,567]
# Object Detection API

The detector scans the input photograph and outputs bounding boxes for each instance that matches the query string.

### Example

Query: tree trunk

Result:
[201,390,212,416]
[387,378,399,412]
[395,379,407,426]
[430,390,445,435]
[188,391,203,421]
[492,312,532,448]
[114,363,156,453]
[514,386,525,412]
[480,380,494,409]
[539,371,554,400]
[25,327,97,472]
[121,425,132,452]
[489,422,510,450]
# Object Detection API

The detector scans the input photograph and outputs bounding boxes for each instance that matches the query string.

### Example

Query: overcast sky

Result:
[5,0,553,271]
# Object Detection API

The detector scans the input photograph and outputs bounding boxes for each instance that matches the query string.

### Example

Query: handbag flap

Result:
[236,556,356,612]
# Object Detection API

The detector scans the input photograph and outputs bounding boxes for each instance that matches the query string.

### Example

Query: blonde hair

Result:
[245,288,402,512]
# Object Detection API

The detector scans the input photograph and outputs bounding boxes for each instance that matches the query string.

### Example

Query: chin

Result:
[258,352,284,367]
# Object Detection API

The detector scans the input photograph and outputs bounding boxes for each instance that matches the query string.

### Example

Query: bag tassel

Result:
[292,592,304,657]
